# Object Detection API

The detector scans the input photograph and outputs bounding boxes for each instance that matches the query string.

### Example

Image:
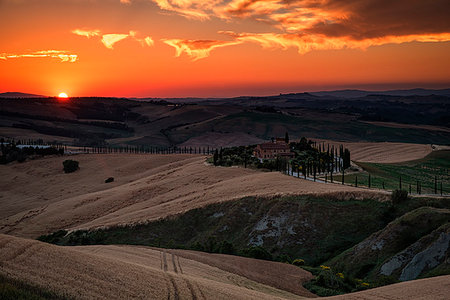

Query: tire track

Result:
[171,253,178,273]
[195,283,206,300]
[176,255,183,274]
[168,275,180,300]
[162,250,168,272]
[183,278,198,300]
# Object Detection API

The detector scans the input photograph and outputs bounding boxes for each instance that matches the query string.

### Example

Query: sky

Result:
[0,0,449,97]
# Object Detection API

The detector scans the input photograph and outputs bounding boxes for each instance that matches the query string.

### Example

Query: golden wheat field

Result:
[0,146,446,300]
[0,234,310,299]
[1,234,449,300]
[0,153,385,238]
[310,139,433,163]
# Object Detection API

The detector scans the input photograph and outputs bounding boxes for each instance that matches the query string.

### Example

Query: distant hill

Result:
[310,88,450,98]
[0,92,46,98]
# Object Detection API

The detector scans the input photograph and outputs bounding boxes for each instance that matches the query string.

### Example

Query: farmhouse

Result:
[254,139,294,160]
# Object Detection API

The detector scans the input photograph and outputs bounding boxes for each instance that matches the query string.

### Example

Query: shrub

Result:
[277,254,292,264]
[63,160,79,173]
[218,241,235,254]
[241,246,273,261]
[391,189,408,205]
[105,177,114,183]
[292,258,305,266]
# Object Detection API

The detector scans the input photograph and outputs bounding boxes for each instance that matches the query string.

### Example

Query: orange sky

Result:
[1,0,449,97]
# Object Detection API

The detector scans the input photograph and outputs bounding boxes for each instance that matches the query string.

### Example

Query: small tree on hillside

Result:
[391,189,408,205]
[63,160,79,173]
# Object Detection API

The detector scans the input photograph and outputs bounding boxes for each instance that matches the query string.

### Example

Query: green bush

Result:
[63,160,79,173]
[241,246,272,261]
[391,189,408,205]
[292,258,305,266]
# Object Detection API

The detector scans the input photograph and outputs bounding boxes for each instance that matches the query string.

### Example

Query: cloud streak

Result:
[72,29,101,38]
[73,29,154,49]
[163,38,241,60]
[0,50,78,62]
[221,31,450,54]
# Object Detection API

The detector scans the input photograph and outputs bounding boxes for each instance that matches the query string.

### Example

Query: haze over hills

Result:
[2,88,450,100]
[308,88,450,98]
[0,92,45,98]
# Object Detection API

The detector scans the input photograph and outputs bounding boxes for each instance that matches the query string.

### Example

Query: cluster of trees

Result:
[211,136,351,179]
[213,146,259,167]
[82,145,216,155]
[0,139,63,164]
[290,138,351,178]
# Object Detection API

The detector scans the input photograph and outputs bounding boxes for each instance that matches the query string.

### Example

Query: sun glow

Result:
[58,92,69,98]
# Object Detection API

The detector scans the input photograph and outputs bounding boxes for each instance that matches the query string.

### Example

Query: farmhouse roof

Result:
[258,142,290,150]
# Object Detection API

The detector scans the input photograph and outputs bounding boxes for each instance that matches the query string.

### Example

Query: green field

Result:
[332,150,450,195]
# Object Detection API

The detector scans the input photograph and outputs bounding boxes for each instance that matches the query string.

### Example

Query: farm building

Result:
[254,139,294,160]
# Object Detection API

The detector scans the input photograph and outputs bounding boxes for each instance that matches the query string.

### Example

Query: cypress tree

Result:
[213,149,219,166]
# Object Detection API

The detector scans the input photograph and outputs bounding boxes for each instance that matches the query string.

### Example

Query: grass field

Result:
[0,273,67,300]
[332,150,450,195]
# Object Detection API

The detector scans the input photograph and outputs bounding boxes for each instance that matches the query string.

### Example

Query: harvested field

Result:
[1,234,448,300]
[168,249,315,297]
[362,121,450,133]
[0,234,306,299]
[310,139,433,163]
[328,275,450,300]
[179,131,265,148]
[0,154,381,238]
[0,127,75,143]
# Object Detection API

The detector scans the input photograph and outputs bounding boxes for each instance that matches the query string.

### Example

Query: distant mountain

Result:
[0,92,46,98]
[310,88,450,98]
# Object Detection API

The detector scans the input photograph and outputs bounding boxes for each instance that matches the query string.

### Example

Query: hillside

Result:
[0,92,45,98]
[0,234,311,299]
[1,152,449,298]
[329,207,450,282]
[1,234,449,299]
[0,154,374,238]
[1,95,449,148]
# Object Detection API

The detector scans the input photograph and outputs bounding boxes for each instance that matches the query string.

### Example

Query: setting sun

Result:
[58,92,68,98]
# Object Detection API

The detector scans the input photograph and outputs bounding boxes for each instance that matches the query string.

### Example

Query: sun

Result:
[58,92,69,98]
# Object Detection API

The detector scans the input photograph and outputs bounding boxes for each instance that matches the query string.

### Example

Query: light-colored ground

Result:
[0,154,383,238]
[1,234,448,300]
[310,139,433,163]
[179,131,265,148]
[362,121,450,133]
[0,234,307,300]
[328,275,450,300]
[0,127,75,143]
[169,249,314,297]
